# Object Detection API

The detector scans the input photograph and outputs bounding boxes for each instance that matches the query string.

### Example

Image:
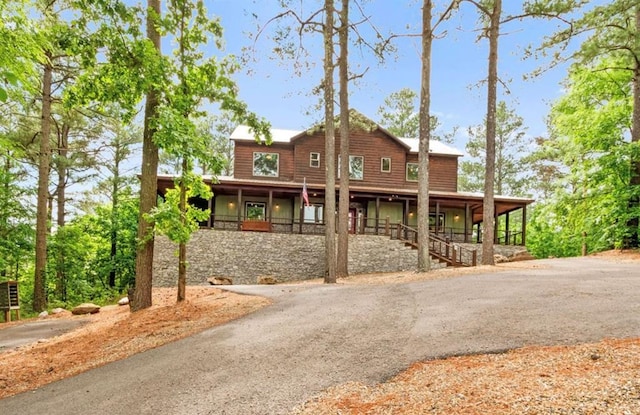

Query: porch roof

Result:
[158,175,533,222]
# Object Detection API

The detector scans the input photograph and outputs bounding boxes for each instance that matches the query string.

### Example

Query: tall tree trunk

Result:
[131,0,161,311]
[337,0,350,278]
[109,152,120,288]
[177,159,187,302]
[481,0,501,265]
[626,5,640,247]
[417,0,433,272]
[33,56,53,312]
[55,123,69,301]
[323,0,337,283]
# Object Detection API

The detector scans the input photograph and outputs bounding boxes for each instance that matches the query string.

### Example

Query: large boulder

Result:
[493,254,510,264]
[72,303,101,315]
[510,250,536,262]
[257,276,278,285]
[208,277,233,285]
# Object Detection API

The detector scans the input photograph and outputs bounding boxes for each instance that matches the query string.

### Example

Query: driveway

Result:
[1,257,640,414]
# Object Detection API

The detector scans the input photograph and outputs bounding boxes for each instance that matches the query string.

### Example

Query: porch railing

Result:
[392,223,477,267]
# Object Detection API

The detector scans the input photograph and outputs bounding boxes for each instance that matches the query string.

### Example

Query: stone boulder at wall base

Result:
[208,277,233,285]
[72,303,101,315]
[257,276,278,285]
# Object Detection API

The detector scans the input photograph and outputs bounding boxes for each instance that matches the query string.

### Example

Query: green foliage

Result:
[459,101,530,196]
[527,57,636,257]
[45,194,139,308]
[149,174,212,244]
[377,88,442,139]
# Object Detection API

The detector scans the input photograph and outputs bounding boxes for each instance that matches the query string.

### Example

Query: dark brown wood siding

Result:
[404,153,458,192]
[294,129,410,188]
[233,141,294,181]
[233,130,459,191]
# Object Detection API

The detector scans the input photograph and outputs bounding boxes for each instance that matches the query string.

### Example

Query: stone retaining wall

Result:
[152,230,420,286]
[152,230,529,286]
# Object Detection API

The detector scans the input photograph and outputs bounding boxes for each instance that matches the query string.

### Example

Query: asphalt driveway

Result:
[1,257,640,414]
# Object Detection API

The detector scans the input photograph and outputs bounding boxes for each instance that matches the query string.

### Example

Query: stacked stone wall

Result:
[153,230,419,286]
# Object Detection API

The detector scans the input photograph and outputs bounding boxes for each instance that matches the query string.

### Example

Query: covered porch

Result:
[157,176,533,246]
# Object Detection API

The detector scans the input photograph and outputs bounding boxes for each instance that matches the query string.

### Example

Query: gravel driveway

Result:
[2,257,640,414]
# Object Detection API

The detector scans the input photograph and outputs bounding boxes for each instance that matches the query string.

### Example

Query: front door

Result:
[348,208,357,234]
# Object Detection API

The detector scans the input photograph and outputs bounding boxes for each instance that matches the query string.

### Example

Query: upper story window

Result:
[406,162,418,182]
[338,155,364,180]
[310,152,320,168]
[253,152,279,177]
[381,157,391,173]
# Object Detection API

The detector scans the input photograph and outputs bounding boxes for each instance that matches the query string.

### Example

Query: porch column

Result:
[404,198,410,226]
[505,211,510,245]
[236,189,242,230]
[267,190,273,223]
[375,197,380,234]
[494,205,499,244]
[208,194,213,228]
[522,204,527,246]
[435,201,440,235]
[464,203,470,243]
[299,196,304,234]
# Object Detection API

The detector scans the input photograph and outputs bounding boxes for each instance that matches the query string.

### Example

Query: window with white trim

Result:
[381,157,391,173]
[338,155,364,180]
[406,162,419,182]
[303,203,324,223]
[253,152,279,177]
[310,152,320,168]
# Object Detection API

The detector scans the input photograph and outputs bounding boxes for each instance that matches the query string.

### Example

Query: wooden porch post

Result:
[464,203,470,243]
[522,204,527,246]
[404,199,409,226]
[208,194,213,228]
[435,201,440,235]
[494,205,499,244]
[236,189,242,230]
[375,197,380,234]
[505,210,510,245]
[299,196,304,234]
[267,190,273,223]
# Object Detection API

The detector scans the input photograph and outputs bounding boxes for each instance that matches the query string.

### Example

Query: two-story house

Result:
[157,111,533,245]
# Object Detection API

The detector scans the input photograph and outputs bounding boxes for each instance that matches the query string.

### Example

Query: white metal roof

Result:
[230,125,302,143]
[231,125,464,157]
[398,137,464,157]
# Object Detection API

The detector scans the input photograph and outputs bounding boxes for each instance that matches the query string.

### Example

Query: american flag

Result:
[302,178,310,207]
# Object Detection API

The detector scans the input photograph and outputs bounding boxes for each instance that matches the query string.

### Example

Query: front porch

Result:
[164,176,533,247]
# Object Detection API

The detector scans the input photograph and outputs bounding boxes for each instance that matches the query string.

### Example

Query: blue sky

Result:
[204,1,574,150]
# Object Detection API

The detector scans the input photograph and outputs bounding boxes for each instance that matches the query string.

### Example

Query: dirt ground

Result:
[1,250,639,413]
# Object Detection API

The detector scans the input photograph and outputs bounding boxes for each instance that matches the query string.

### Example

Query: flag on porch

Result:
[302,178,310,207]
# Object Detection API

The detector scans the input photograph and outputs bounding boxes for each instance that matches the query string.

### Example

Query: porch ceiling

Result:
[157,175,533,219]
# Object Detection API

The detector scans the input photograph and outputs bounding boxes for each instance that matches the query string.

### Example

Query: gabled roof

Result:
[229,109,464,157]
[230,125,302,144]
[398,138,464,157]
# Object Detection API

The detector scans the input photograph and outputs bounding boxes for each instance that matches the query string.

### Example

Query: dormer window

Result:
[253,152,279,177]
[310,152,320,168]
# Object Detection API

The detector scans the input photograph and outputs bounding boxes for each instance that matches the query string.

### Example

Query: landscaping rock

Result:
[494,254,510,264]
[208,277,233,285]
[257,276,277,285]
[51,308,65,315]
[72,303,101,315]
[510,251,536,262]
[38,311,48,319]
[118,297,129,306]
